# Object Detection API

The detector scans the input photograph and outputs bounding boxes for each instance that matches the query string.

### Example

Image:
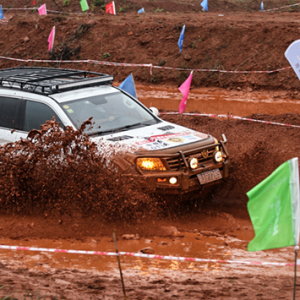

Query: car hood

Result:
[90,120,213,154]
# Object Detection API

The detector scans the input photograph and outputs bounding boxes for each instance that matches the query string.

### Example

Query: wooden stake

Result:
[293,246,298,300]
[112,229,127,300]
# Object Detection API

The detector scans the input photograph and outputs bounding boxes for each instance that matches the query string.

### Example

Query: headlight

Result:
[214,151,223,163]
[136,158,166,171]
[214,138,219,151]
[189,157,198,169]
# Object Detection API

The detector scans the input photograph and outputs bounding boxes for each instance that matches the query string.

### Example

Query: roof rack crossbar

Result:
[23,71,89,83]
[0,67,114,95]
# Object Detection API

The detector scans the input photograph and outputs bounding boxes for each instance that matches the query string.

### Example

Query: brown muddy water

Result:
[0,232,295,277]
[136,86,300,116]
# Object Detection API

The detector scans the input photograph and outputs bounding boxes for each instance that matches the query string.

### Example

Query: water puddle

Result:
[136,86,300,116]
[0,233,295,276]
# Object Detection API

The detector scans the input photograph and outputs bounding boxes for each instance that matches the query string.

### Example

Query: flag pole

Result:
[293,245,298,300]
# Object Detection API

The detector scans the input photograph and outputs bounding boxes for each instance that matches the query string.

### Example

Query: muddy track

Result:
[0,1,300,298]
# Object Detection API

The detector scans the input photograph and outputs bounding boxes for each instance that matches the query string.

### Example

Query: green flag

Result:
[247,157,300,252]
[80,0,89,11]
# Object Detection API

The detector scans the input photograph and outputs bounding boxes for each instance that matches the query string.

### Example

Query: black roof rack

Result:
[0,67,114,95]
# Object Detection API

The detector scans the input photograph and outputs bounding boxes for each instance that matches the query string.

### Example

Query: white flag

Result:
[285,40,300,81]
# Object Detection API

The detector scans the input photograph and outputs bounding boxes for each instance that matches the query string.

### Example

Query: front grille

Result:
[166,146,216,171]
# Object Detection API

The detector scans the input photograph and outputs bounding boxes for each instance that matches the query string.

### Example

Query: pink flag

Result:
[48,26,55,52]
[105,1,116,15]
[178,71,193,114]
[38,4,47,15]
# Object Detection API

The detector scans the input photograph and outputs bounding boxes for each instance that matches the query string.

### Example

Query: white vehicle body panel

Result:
[91,122,208,152]
[0,87,209,151]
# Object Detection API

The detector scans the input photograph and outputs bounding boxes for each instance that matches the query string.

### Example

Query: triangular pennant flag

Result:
[247,157,300,251]
[80,0,89,11]
[285,40,300,81]
[260,1,264,11]
[178,71,193,114]
[38,4,47,15]
[106,1,116,15]
[0,5,4,20]
[201,0,208,11]
[119,74,137,99]
[178,25,185,52]
[137,8,145,13]
[48,26,55,53]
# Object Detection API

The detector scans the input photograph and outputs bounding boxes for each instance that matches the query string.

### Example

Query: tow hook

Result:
[220,134,229,158]
[221,133,227,144]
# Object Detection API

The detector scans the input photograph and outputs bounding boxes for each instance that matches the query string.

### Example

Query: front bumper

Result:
[119,134,229,195]
[132,160,229,194]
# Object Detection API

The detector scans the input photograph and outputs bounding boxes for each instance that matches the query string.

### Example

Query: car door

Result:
[0,95,24,146]
[14,99,65,141]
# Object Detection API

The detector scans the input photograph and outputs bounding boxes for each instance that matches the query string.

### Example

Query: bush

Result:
[94,0,105,6]
[63,0,70,6]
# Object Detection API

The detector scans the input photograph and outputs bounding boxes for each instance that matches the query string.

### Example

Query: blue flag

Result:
[119,74,137,99]
[178,25,185,52]
[0,5,4,19]
[260,1,263,11]
[201,0,208,11]
[137,7,145,13]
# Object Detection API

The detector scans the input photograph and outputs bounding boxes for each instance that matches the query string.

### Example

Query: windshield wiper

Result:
[89,122,150,136]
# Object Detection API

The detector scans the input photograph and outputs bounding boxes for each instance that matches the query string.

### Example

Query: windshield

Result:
[60,91,158,135]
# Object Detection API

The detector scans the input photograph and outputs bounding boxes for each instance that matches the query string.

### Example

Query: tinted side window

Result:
[0,96,23,129]
[24,101,62,131]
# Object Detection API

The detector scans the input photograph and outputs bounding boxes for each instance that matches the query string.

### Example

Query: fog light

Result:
[214,151,223,163]
[169,177,177,184]
[157,178,167,182]
[189,157,198,169]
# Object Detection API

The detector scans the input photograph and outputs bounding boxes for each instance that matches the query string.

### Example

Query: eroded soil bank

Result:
[2,3,300,92]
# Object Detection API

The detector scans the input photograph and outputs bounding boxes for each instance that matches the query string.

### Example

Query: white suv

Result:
[0,67,229,194]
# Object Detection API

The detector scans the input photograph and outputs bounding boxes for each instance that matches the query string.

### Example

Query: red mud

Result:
[1,1,300,299]
[2,1,300,92]
[137,86,300,115]
[0,111,299,298]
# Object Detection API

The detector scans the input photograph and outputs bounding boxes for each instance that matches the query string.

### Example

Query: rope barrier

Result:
[0,56,292,75]
[263,2,300,12]
[3,3,300,13]
[0,244,295,267]
[160,112,300,129]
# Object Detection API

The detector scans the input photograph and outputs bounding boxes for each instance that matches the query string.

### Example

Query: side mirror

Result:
[149,107,160,117]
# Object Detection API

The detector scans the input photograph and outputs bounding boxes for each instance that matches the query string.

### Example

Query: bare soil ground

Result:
[0,0,300,299]
[2,0,300,94]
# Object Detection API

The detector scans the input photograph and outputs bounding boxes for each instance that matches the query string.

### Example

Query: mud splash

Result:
[0,118,157,219]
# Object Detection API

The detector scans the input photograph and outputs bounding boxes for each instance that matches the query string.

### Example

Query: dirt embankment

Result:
[2,1,300,93]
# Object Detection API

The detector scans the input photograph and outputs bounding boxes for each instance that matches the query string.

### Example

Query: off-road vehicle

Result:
[0,67,229,194]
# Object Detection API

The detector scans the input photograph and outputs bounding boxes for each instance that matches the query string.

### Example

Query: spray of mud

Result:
[0,118,196,220]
